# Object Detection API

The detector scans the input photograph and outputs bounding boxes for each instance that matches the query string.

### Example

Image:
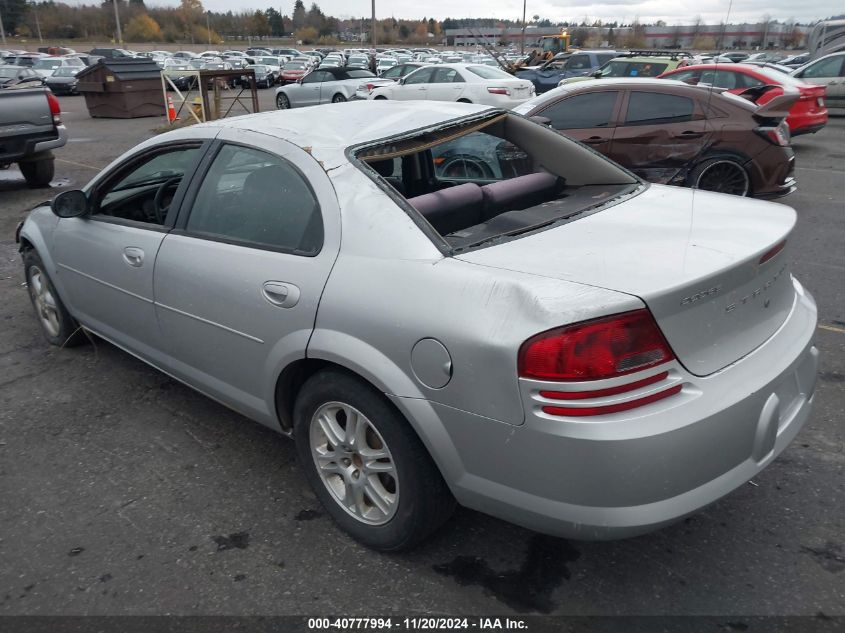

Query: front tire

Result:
[293,370,455,551]
[276,93,291,109]
[19,158,54,188]
[23,250,84,347]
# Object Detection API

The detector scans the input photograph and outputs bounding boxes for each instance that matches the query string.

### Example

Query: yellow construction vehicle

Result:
[521,30,572,67]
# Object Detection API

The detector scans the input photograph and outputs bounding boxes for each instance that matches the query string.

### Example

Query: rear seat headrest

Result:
[481,172,558,208]
[407,183,483,217]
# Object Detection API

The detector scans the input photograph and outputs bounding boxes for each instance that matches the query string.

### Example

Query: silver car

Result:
[275,66,377,108]
[18,101,818,551]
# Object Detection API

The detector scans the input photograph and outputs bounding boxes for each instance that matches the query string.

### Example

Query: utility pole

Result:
[0,8,6,47]
[112,0,123,45]
[206,11,211,45]
[31,2,44,44]
[521,0,527,55]
[371,0,376,48]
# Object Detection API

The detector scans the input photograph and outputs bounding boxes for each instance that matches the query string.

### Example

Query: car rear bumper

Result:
[747,146,795,199]
[403,279,817,540]
[790,122,826,136]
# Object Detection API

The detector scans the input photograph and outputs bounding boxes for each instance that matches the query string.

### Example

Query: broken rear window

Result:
[354,112,639,253]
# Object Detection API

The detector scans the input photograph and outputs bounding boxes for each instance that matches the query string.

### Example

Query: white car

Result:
[376,58,398,75]
[365,64,535,108]
[31,56,84,78]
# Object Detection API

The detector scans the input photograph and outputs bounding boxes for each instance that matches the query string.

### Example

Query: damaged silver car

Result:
[18,101,818,550]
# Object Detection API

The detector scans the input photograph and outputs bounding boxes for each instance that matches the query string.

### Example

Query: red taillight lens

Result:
[518,309,675,381]
[759,239,786,265]
[46,91,62,125]
[487,87,510,95]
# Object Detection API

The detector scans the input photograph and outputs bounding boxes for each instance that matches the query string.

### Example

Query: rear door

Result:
[534,89,622,155]
[795,54,845,107]
[152,128,340,423]
[608,89,709,183]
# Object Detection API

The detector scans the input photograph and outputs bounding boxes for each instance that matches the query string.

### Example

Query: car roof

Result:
[609,56,679,63]
[197,101,494,157]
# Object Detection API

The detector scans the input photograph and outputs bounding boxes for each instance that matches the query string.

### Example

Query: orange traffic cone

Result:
[167,95,178,122]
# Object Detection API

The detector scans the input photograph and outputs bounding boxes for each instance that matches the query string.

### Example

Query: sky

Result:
[140,0,840,25]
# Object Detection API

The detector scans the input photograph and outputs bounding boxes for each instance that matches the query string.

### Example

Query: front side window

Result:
[96,145,202,224]
[625,92,694,125]
[433,68,463,83]
[540,91,618,129]
[799,56,844,78]
[404,67,435,84]
[186,144,322,254]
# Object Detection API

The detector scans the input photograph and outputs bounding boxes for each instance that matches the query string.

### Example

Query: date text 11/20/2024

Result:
[307,618,528,630]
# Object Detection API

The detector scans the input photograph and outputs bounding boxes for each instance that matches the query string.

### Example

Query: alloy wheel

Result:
[695,160,750,196]
[28,266,60,338]
[309,401,398,525]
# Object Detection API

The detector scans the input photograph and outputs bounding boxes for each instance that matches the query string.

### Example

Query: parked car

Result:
[246,64,275,88]
[514,78,798,198]
[364,64,535,108]
[88,48,140,60]
[790,52,845,109]
[0,86,66,186]
[353,62,426,98]
[275,67,377,108]
[376,58,398,75]
[252,56,282,81]
[560,52,693,85]
[17,100,818,550]
[0,65,44,88]
[280,59,311,84]
[5,53,46,68]
[660,63,828,135]
[44,66,81,95]
[516,50,618,93]
[780,53,810,69]
[347,55,370,70]
[31,56,84,78]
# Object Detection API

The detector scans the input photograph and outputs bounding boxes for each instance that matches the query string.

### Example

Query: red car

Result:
[659,63,827,136]
[280,62,309,84]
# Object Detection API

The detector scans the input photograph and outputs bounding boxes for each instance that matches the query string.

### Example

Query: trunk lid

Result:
[456,185,797,376]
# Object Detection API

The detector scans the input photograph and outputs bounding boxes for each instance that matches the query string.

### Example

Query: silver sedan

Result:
[18,101,818,550]
[275,67,377,108]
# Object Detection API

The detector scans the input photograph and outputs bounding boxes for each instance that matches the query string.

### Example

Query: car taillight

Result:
[755,120,790,146]
[46,91,62,126]
[487,87,511,95]
[518,309,675,381]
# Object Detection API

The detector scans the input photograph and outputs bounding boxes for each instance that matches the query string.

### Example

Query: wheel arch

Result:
[273,335,464,486]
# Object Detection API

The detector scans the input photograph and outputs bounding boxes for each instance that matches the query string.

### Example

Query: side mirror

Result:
[592,70,602,78]
[51,190,89,218]
[529,115,552,126]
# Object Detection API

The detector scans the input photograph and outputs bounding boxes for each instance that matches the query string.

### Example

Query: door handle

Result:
[674,131,704,138]
[262,281,300,308]
[583,136,608,144]
[122,246,144,267]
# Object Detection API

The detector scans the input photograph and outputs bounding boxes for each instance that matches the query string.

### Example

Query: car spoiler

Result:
[738,85,800,118]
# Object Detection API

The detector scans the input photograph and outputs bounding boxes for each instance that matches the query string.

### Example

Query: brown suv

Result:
[513,78,797,198]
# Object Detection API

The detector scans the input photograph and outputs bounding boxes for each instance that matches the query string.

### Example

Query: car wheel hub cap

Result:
[29,266,60,337]
[309,402,398,525]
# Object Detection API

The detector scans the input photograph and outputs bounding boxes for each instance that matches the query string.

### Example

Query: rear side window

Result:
[186,144,323,254]
[625,92,694,125]
[540,92,618,129]
[798,56,844,78]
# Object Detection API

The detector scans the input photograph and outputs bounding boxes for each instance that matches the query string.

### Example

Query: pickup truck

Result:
[0,86,67,187]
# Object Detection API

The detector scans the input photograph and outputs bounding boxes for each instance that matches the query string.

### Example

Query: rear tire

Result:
[293,369,455,551]
[457,98,472,103]
[689,158,750,197]
[331,93,347,103]
[374,95,388,100]
[23,249,85,347]
[19,158,54,188]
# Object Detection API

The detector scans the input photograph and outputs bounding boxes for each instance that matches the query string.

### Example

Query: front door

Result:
[152,128,340,424]
[398,66,435,100]
[608,89,709,183]
[52,142,207,356]
[297,70,328,106]
[535,90,622,156]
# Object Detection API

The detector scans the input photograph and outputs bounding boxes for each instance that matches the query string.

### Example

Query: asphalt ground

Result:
[0,93,843,620]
